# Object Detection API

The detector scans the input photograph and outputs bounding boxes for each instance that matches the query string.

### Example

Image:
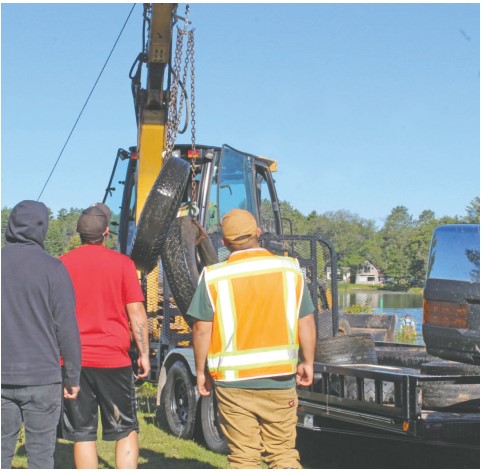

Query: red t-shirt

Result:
[60,245,145,368]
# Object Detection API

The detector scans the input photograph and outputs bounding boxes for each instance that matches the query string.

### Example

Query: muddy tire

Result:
[159,361,197,439]
[421,360,480,376]
[160,216,218,324]
[315,334,378,365]
[130,156,190,273]
[421,380,480,412]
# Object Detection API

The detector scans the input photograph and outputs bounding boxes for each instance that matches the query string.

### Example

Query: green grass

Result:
[12,383,229,469]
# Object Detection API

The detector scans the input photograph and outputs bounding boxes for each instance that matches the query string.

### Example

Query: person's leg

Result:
[60,368,99,468]
[73,441,98,468]
[1,386,22,469]
[96,367,140,467]
[258,387,301,469]
[215,387,263,469]
[22,383,62,469]
[115,430,138,468]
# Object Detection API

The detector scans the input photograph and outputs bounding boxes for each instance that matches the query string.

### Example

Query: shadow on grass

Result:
[138,448,220,469]
[54,440,220,469]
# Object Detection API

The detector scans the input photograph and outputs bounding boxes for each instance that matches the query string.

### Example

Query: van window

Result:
[426,224,480,283]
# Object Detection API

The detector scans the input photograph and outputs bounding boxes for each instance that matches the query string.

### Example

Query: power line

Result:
[37,3,137,201]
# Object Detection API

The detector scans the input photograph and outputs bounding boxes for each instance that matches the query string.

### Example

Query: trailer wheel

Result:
[159,361,197,439]
[130,156,190,274]
[421,381,480,412]
[160,216,218,325]
[200,391,229,454]
[315,334,378,365]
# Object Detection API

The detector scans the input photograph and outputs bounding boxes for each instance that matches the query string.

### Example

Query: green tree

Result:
[380,206,414,283]
[1,207,12,248]
[465,196,480,223]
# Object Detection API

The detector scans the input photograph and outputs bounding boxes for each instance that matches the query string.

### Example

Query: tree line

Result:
[2,196,479,286]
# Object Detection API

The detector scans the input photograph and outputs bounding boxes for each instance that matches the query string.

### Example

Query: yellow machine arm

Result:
[135,3,177,222]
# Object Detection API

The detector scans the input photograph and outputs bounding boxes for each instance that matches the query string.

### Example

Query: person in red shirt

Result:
[59,203,150,469]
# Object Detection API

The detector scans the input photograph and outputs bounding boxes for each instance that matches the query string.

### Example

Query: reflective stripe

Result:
[218,279,235,352]
[208,347,299,370]
[206,257,300,283]
[285,271,297,344]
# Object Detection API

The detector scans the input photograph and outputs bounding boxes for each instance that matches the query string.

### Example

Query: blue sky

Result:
[2,2,480,227]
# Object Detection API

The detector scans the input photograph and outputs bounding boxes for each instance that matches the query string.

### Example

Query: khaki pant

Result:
[215,386,301,469]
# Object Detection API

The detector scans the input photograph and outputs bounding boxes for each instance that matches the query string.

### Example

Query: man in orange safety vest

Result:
[188,208,316,469]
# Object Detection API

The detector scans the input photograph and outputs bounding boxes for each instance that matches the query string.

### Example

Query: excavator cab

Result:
[103,143,282,255]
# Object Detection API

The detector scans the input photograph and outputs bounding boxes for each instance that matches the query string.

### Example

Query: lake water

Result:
[338,290,424,345]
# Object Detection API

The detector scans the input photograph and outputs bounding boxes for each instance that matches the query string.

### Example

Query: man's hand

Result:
[296,362,314,387]
[197,369,212,396]
[136,353,151,379]
[64,385,80,400]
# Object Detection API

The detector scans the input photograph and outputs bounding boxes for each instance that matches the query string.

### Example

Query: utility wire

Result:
[37,3,137,201]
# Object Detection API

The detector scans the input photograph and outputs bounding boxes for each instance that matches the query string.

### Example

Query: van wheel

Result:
[160,216,218,325]
[315,334,378,365]
[130,156,190,274]
[200,391,229,454]
[160,361,197,439]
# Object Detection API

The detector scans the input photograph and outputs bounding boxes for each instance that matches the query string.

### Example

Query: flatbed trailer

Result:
[297,359,479,449]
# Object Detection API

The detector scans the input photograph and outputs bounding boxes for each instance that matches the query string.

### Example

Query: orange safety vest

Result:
[202,248,304,382]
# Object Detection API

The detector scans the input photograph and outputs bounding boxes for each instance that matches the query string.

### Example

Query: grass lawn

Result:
[12,383,229,469]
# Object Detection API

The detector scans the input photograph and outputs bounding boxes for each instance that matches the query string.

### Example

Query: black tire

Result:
[200,391,229,455]
[376,347,437,368]
[421,360,481,376]
[159,361,197,439]
[160,216,218,325]
[421,381,480,412]
[130,156,190,274]
[315,334,378,365]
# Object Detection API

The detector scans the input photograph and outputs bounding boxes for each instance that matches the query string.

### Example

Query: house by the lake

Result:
[355,260,384,285]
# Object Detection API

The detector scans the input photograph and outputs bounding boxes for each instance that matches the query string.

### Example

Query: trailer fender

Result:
[156,347,198,406]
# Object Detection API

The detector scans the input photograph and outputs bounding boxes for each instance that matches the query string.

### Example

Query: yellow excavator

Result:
[102,3,479,456]
[102,3,337,452]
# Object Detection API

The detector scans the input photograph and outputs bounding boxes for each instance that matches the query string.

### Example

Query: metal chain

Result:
[164,5,198,216]
[164,26,184,162]
[187,30,197,211]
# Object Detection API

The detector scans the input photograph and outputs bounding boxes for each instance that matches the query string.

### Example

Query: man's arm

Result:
[52,264,81,399]
[296,313,316,386]
[126,302,151,379]
[192,320,213,396]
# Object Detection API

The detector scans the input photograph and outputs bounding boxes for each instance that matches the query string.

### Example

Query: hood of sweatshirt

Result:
[5,200,49,248]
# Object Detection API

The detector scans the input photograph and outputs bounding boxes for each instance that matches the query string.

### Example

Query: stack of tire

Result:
[420,360,480,412]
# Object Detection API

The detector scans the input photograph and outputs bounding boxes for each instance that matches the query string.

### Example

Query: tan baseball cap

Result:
[222,209,258,245]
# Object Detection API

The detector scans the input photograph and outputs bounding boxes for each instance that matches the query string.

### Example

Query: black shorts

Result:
[60,366,139,442]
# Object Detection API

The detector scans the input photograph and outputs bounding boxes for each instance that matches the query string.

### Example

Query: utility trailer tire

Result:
[200,391,229,455]
[160,216,218,325]
[159,361,197,439]
[315,334,378,365]
[130,156,190,274]
[421,381,480,412]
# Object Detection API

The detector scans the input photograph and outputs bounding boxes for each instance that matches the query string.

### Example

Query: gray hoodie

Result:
[1,200,81,387]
